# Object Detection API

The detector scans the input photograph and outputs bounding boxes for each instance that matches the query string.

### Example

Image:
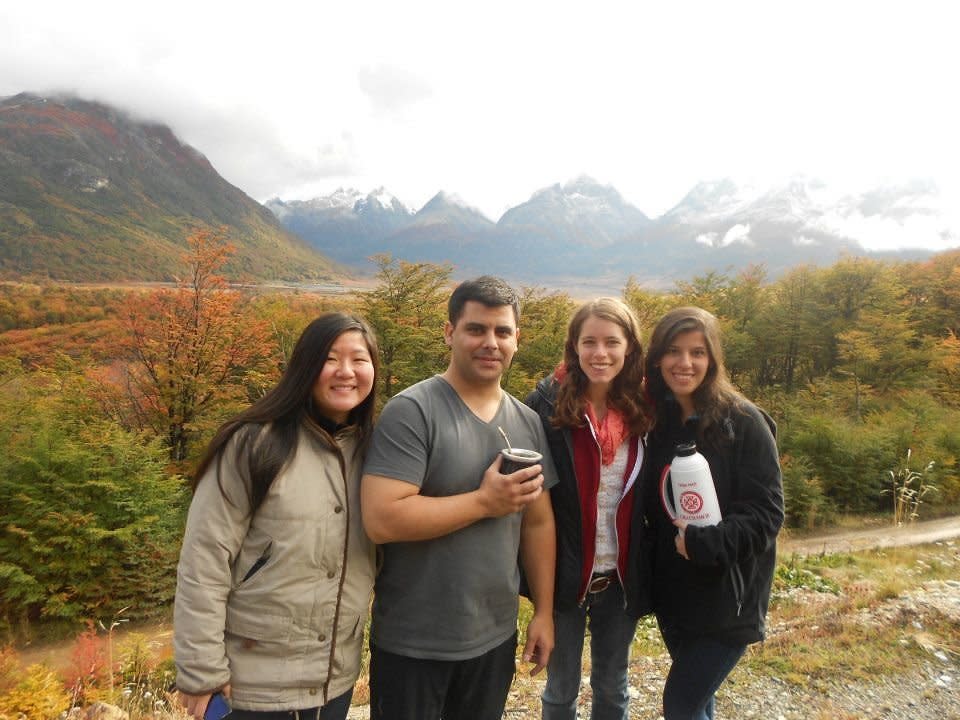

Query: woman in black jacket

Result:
[643,306,783,720]
[526,297,653,720]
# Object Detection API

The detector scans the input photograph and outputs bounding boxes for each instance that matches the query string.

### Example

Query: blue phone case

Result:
[204,693,231,720]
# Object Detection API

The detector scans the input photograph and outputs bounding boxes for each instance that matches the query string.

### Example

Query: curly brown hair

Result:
[551,297,653,436]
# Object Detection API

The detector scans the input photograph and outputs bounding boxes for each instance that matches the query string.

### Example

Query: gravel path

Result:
[346,526,960,720]
[779,515,960,557]
[349,594,960,720]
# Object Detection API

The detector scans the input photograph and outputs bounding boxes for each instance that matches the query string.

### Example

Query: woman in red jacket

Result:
[526,297,653,720]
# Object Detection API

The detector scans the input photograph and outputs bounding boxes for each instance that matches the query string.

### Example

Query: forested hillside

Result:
[1,242,959,636]
[0,93,339,282]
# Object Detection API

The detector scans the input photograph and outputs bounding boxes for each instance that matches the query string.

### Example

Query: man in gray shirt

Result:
[361,276,558,720]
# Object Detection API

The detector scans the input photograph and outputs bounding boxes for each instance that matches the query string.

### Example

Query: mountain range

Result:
[0,93,337,282]
[268,176,954,289]
[1,92,956,289]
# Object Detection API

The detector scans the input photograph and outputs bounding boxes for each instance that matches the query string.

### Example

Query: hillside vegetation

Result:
[0,242,959,639]
[0,93,339,282]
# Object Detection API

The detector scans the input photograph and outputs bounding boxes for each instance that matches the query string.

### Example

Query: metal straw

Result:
[497,426,513,451]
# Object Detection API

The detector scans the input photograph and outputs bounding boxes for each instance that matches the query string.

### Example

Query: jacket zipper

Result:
[730,564,745,617]
[578,418,642,608]
[322,431,350,705]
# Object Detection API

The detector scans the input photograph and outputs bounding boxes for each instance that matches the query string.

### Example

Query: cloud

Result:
[722,224,752,247]
[1,1,958,241]
[819,211,958,253]
[698,225,752,248]
[357,64,432,116]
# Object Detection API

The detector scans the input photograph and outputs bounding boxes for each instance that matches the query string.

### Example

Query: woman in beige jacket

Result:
[174,313,380,720]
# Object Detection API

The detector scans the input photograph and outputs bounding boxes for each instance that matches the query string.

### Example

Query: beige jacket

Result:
[174,422,376,710]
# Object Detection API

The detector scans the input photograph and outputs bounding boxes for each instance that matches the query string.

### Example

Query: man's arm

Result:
[361,455,545,544]
[518,490,556,675]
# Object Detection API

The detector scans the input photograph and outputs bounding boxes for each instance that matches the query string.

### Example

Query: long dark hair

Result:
[552,297,652,436]
[192,312,380,513]
[644,306,743,448]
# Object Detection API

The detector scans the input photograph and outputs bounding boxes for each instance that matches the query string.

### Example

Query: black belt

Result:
[587,571,617,594]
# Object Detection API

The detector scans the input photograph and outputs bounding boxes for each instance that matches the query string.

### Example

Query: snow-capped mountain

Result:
[662,176,957,253]
[267,176,955,286]
[264,188,413,264]
[499,176,651,249]
[407,191,495,232]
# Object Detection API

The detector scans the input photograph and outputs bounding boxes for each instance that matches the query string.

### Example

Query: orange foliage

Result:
[0,645,20,693]
[119,229,276,461]
[0,318,126,367]
[62,624,109,705]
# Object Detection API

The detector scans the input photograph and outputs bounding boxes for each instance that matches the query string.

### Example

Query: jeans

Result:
[541,581,638,720]
[369,633,517,720]
[226,688,353,720]
[657,620,746,720]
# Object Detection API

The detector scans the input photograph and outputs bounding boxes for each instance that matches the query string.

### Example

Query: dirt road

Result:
[778,514,960,556]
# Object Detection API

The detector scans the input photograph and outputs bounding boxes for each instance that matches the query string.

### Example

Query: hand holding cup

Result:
[500,447,543,474]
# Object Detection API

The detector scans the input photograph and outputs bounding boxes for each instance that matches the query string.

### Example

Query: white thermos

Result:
[659,442,722,526]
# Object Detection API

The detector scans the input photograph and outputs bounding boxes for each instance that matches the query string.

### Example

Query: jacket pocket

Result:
[239,540,273,584]
[224,605,293,691]
[232,533,274,589]
[331,613,365,681]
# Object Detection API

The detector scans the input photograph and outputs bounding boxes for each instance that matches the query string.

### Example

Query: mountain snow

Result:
[269,175,957,254]
[664,176,957,252]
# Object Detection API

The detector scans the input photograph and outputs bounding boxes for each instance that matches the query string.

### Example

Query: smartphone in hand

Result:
[204,692,231,720]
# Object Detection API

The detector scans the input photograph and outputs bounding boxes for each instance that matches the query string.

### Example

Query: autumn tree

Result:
[622,277,672,336]
[120,229,274,462]
[709,265,770,388]
[251,293,346,368]
[502,287,574,399]
[932,330,960,404]
[836,309,929,396]
[747,265,822,390]
[903,249,960,340]
[359,255,452,401]
[673,270,731,314]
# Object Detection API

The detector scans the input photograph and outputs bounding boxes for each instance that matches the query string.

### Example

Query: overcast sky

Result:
[2,1,957,248]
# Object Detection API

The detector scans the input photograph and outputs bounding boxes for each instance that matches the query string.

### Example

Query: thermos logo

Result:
[679,491,704,514]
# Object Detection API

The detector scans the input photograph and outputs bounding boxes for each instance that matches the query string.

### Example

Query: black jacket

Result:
[526,376,653,616]
[642,398,783,644]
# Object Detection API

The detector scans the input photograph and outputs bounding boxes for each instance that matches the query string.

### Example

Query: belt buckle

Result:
[588,574,612,593]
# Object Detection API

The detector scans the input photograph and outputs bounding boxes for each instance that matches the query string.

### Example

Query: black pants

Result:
[369,633,517,720]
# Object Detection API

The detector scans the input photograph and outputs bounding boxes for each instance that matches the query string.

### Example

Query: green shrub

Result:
[0,369,188,629]
[773,556,841,596]
[780,454,832,529]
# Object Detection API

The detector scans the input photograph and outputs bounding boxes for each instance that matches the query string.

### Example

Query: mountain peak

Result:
[562,174,604,192]
[356,187,412,216]
[418,191,491,220]
[0,92,334,281]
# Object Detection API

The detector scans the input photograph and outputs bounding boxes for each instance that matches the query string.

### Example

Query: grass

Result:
[518,541,960,714]
[744,541,960,688]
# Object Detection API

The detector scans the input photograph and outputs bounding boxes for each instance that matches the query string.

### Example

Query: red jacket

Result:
[571,424,642,601]
[527,375,650,614]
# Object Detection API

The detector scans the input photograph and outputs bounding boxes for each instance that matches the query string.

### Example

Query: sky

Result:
[2,0,958,249]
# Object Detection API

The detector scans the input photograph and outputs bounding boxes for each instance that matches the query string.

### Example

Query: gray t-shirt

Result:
[363,375,558,660]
